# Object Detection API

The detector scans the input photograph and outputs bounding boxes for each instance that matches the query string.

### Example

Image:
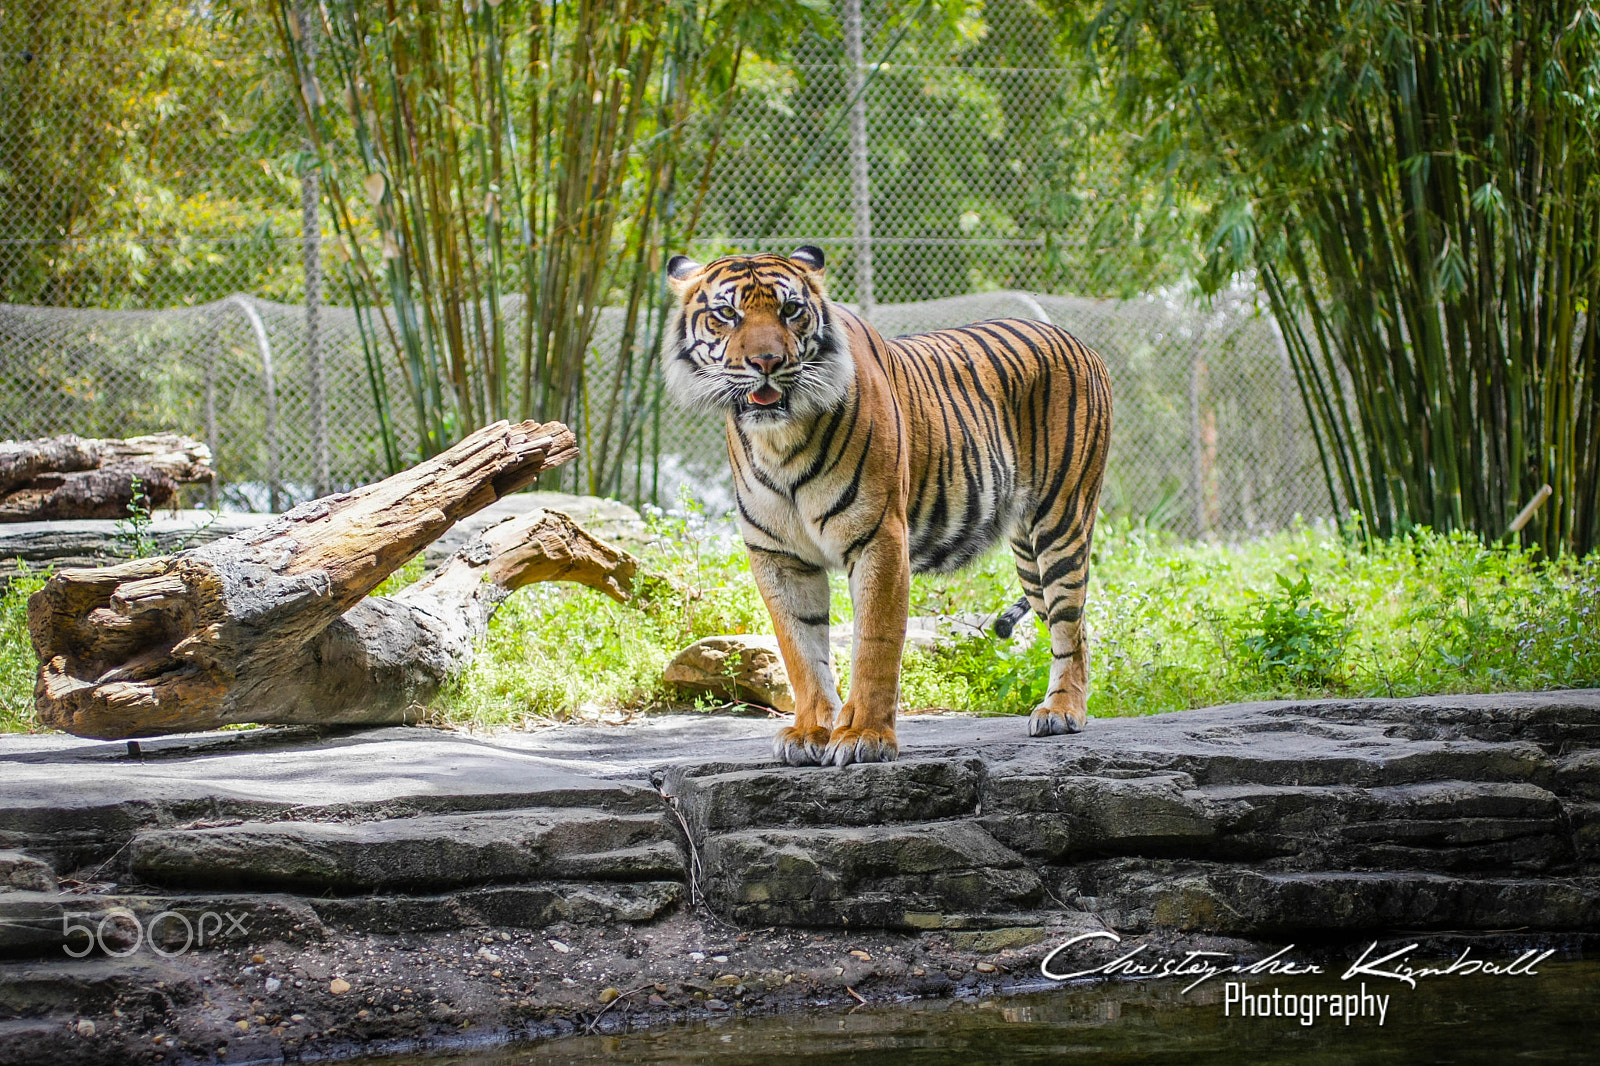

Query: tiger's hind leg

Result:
[1018,513,1096,737]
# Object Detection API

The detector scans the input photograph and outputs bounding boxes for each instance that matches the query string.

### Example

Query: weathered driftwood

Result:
[28,419,605,739]
[0,514,272,591]
[0,434,213,521]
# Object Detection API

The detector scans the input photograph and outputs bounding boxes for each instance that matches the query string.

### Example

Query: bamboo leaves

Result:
[272,0,813,495]
[1075,0,1600,555]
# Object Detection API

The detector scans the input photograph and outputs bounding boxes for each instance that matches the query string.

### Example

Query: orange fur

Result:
[664,248,1111,765]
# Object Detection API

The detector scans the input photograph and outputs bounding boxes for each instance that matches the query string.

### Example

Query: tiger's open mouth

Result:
[738,383,790,416]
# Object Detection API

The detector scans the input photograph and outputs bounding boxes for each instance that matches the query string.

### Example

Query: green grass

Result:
[1,514,1596,734]
[440,512,1600,729]
[0,567,47,732]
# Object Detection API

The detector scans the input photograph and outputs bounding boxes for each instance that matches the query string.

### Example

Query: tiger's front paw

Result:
[823,726,899,767]
[773,725,831,766]
[1028,703,1087,737]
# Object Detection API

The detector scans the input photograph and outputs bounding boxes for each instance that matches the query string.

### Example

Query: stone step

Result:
[1061,859,1600,936]
[660,757,983,835]
[979,776,1573,873]
[129,808,685,894]
[701,819,1045,929]
[0,958,198,1023]
[1,729,666,876]
[0,879,682,960]
[311,881,681,935]
[0,891,320,960]
[0,853,53,895]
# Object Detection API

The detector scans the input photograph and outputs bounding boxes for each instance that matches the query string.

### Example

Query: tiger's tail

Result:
[992,594,1033,640]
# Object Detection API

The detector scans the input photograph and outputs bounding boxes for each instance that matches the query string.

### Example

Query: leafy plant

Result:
[1237,571,1351,687]
[272,0,822,489]
[3,514,1596,733]
[0,567,46,732]
[1059,0,1600,555]
[114,474,158,560]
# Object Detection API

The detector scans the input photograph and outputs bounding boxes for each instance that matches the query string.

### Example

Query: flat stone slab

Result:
[4,690,1600,1064]
[4,690,1599,939]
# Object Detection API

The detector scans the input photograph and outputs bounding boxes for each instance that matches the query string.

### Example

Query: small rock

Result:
[289,1015,305,1023]
[561,977,578,987]
[911,967,926,977]
[329,978,351,995]
[598,988,621,1004]
[849,950,872,961]
[548,939,572,954]
[706,998,729,1011]
[976,962,997,973]
[714,974,741,986]
[235,1020,250,1033]
[75,1020,95,1038]
[356,1010,370,1020]
[663,635,794,712]
[688,951,706,962]
[648,994,668,1007]
[712,954,730,964]
[263,978,281,994]
[251,953,266,964]
[491,970,502,979]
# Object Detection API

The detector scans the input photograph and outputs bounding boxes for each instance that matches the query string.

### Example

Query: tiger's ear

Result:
[666,254,701,294]
[788,245,825,276]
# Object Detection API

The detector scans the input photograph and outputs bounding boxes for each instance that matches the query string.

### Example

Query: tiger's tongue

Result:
[748,384,782,406]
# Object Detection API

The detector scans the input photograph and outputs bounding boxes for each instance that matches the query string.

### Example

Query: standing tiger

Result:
[663,246,1112,767]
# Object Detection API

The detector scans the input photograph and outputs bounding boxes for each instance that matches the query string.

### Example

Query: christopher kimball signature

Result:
[1339,940,1556,988]
[1041,931,1556,994]
[1041,931,1323,993]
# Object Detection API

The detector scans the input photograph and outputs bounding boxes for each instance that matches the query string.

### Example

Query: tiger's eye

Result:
[781,301,802,319]
[713,306,738,324]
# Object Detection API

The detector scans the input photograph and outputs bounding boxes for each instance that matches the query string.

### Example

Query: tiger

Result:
[663,245,1112,767]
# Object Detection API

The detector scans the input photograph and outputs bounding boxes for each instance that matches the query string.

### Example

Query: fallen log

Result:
[27,419,629,739]
[0,433,213,521]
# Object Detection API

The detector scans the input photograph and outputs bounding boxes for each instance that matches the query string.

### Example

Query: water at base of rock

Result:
[349,957,1599,1065]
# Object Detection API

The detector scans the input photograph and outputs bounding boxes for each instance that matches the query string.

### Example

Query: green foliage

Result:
[0,0,305,306]
[440,502,774,729]
[1051,0,1600,554]
[0,568,45,733]
[1237,571,1351,687]
[114,475,158,560]
[888,521,1600,719]
[275,0,824,482]
[3,516,1595,734]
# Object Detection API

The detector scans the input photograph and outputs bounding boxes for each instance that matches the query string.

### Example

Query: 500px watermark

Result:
[62,909,249,958]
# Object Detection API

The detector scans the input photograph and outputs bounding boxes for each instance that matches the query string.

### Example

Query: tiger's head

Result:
[662,246,851,429]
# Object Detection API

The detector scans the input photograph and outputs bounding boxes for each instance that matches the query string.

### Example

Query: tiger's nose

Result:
[748,353,782,375]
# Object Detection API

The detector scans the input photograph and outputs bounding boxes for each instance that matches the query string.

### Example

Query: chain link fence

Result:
[0,0,1334,538]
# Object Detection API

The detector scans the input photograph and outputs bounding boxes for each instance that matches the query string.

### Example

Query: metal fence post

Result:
[299,1,329,496]
[204,309,219,512]
[843,0,875,317]
[229,296,281,513]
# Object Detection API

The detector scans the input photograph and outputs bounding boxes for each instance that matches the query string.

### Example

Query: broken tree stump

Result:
[27,419,610,739]
[0,433,213,521]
